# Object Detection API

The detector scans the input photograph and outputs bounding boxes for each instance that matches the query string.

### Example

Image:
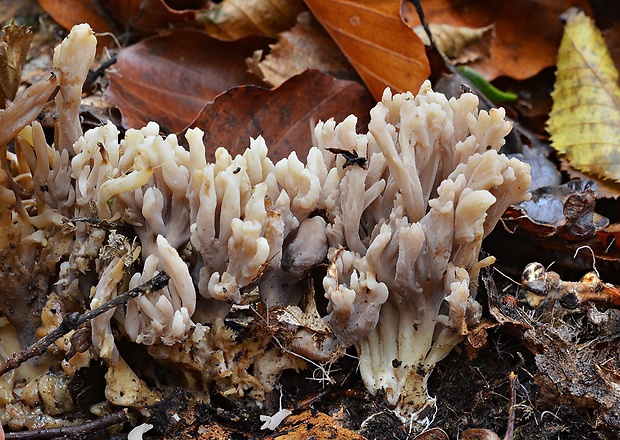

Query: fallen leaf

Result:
[189,69,374,161]
[461,429,500,440]
[412,427,448,440]
[401,0,591,80]
[547,10,620,182]
[248,11,356,87]
[305,0,430,100]
[559,158,620,198]
[413,23,494,64]
[197,0,306,41]
[107,28,268,133]
[39,0,196,44]
[39,0,115,46]
[0,22,33,105]
[102,0,197,38]
[504,180,609,241]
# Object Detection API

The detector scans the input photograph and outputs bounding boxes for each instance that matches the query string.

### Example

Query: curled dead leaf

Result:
[0,22,33,105]
[401,0,592,80]
[413,23,494,64]
[197,0,306,40]
[504,180,609,241]
[248,11,356,87]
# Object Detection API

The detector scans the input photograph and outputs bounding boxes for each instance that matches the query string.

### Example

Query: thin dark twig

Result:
[0,272,170,376]
[407,0,542,147]
[83,56,117,93]
[64,216,124,229]
[407,0,495,109]
[4,408,129,439]
[504,371,517,440]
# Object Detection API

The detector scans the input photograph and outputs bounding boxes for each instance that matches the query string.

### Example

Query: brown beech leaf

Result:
[0,22,33,105]
[197,0,306,41]
[461,429,500,440]
[401,0,591,80]
[39,0,196,44]
[248,11,356,87]
[101,0,197,38]
[39,0,115,42]
[107,28,267,133]
[189,69,374,161]
[304,0,430,100]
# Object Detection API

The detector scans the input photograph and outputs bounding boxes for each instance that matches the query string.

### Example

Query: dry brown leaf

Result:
[273,409,363,439]
[401,0,591,80]
[412,427,449,440]
[39,0,196,46]
[39,0,116,47]
[197,0,306,40]
[0,22,33,106]
[305,0,430,100]
[107,28,267,133]
[101,0,197,38]
[461,429,500,440]
[189,70,374,161]
[248,11,356,87]
[413,23,494,64]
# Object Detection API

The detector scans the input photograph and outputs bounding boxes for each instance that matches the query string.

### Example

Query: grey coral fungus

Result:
[316,83,531,421]
[0,23,531,431]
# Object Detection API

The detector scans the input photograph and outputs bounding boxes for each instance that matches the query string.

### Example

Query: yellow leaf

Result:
[547,10,620,182]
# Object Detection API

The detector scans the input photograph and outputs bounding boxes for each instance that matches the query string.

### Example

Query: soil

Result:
[74,267,618,440]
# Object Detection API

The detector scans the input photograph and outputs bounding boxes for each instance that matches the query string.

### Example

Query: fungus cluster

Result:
[0,24,530,429]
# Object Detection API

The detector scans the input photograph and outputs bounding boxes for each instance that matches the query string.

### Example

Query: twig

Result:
[406,0,542,148]
[64,217,124,229]
[0,272,170,376]
[4,408,129,439]
[504,372,517,440]
[83,56,117,94]
[407,0,494,110]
